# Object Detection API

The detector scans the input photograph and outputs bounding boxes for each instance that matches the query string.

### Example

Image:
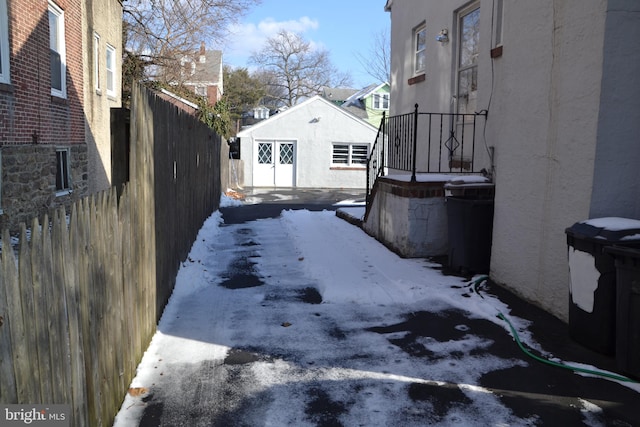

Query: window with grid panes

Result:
[279,143,294,164]
[258,143,272,164]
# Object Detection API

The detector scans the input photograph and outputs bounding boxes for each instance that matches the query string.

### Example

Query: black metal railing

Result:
[366,104,488,204]
[366,111,386,205]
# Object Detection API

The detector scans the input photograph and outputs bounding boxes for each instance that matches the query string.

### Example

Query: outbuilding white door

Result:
[254,140,296,187]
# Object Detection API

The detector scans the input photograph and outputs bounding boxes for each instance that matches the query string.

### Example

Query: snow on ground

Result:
[113,200,640,426]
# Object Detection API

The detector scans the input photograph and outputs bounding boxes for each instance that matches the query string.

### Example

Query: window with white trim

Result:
[332,143,369,167]
[55,148,71,193]
[106,44,116,97]
[414,23,426,75]
[456,5,480,115]
[49,1,66,98]
[94,33,101,92]
[494,0,504,47]
[195,86,207,97]
[372,93,389,110]
[0,0,10,84]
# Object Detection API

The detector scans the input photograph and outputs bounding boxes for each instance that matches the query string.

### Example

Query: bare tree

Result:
[354,28,391,83]
[124,0,261,83]
[249,30,352,107]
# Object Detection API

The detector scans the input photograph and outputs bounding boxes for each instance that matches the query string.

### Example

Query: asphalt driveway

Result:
[113,188,640,427]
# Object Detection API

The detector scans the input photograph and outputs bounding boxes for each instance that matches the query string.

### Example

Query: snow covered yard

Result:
[113,198,640,426]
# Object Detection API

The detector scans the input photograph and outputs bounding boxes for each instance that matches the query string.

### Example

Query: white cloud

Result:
[257,16,319,36]
[223,16,321,67]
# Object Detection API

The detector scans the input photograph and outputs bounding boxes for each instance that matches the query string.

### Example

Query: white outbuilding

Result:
[236,95,378,189]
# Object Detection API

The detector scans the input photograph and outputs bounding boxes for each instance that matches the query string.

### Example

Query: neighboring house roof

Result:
[181,44,223,93]
[237,95,377,137]
[342,82,390,109]
[184,51,223,85]
[320,87,359,104]
[157,88,199,113]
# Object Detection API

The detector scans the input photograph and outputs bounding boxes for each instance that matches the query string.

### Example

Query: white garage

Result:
[237,96,378,189]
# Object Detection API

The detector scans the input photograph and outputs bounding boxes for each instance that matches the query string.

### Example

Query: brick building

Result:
[0,0,122,232]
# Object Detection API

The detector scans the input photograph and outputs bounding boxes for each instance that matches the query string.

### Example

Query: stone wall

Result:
[1,144,88,233]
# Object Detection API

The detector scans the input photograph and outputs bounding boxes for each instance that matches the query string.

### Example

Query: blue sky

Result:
[222,0,390,89]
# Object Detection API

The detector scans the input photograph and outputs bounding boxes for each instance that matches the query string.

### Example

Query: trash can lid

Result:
[566,217,640,243]
[444,180,494,199]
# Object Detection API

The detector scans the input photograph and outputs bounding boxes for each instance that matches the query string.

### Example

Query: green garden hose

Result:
[471,275,638,384]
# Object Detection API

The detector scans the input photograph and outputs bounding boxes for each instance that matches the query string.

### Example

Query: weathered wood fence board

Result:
[0,83,225,426]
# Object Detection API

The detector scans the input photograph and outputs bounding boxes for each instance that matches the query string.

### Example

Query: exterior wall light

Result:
[436,29,449,44]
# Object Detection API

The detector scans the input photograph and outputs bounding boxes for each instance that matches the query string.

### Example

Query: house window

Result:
[456,5,480,115]
[332,143,369,166]
[494,0,504,47]
[0,0,10,84]
[94,33,101,92]
[373,93,389,110]
[414,24,427,75]
[195,86,207,97]
[56,148,71,193]
[0,150,3,214]
[49,1,66,98]
[106,44,116,97]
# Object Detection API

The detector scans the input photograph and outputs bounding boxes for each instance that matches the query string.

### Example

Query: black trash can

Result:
[604,245,640,378]
[445,183,495,274]
[565,218,640,355]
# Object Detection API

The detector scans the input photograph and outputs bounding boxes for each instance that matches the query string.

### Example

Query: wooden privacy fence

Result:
[0,83,226,426]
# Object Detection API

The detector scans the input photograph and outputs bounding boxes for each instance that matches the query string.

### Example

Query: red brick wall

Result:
[1,0,84,147]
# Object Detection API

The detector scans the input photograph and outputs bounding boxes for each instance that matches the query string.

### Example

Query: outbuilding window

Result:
[332,143,369,167]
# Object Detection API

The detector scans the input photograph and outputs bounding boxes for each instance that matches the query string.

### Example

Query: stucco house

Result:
[236,95,377,189]
[377,0,640,322]
[85,0,124,194]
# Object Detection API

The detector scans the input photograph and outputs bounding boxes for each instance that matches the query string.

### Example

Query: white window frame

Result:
[195,85,207,97]
[413,23,427,75]
[493,0,504,47]
[55,147,72,194]
[94,32,101,93]
[0,0,10,84]
[331,143,370,167]
[373,93,389,110]
[456,3,480,115]
[106,43,116,97]
[49,1,67,98]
